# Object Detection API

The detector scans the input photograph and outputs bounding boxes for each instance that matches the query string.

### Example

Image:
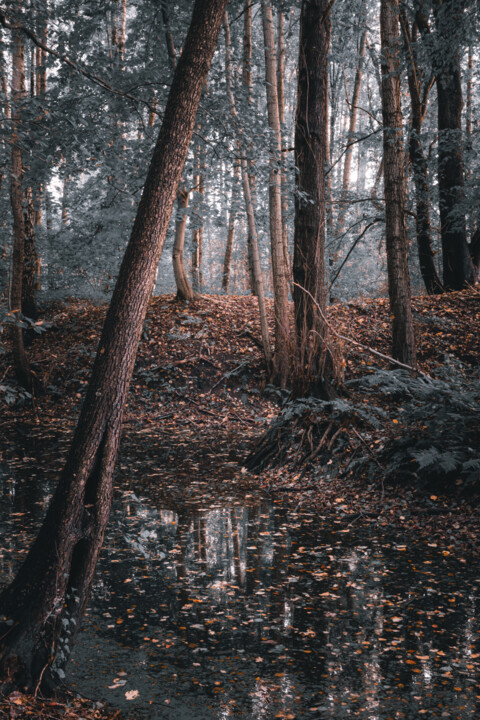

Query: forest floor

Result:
[0,287,479,719]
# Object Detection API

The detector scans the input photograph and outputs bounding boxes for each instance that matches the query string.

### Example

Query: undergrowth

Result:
[247,362,480,493]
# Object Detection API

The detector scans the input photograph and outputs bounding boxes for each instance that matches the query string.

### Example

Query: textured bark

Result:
[416,1,475,289]
[399,12,442,294]
[9,27,32,389]
[261,0,290,387]
[293,0,333,398]
[380,0,416,367]
[223,10,272,368]
[22,187,38,319]
[242,0,257,295]
[114,0,127,63]
[173,187,195,301]
[0,0,227,693]
[161,0,177,71]
[276,8,290,281]
[435,19,473,289]
[35,0,47,97]
[222,163,239,293]
[191,141,205,293]
[466,46,473,142]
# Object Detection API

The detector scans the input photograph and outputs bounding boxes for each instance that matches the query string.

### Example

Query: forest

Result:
[0,0,479,718]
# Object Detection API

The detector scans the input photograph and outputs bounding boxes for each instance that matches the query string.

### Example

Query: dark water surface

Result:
[1,457,480,719]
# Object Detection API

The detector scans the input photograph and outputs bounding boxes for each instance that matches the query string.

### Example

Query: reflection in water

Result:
[1,469,480,718]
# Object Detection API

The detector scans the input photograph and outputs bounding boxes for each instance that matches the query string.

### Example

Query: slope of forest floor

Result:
[0,288,479,719]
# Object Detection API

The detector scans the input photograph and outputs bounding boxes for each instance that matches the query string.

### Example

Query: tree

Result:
[261,0,291,387]
[223,9,272,369]
[415,0,476,289]
[292,0,334,397]
[399,7,443,294]
[380,0,417,366]
[0,0,227,693]
[222,162,239,293]
[172,185,195,301]
[9,22,33,390]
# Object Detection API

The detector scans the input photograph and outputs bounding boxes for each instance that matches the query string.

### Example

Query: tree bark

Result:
[22,187,39,320]
[0,0,227,693]
[276,8,289,276]
[9,26,32,389]
[242,0,257,295]
[191,140,205,293]
[222,162,239,293]
[399,11,442,295]
[434,6,473,290]
[415,1,475,289]
[261,0,290,387]
[292,0,334,398]
[173,187,195,301]
[380,0,416,367]
[223,10,272,369]
[161,0,177,71]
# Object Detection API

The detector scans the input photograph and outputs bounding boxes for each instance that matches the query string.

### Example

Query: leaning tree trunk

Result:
[292,0,334,398]
[380,0,416,367]
[0,0,227,694]
[261,0,290,387]
[9,26,32,389]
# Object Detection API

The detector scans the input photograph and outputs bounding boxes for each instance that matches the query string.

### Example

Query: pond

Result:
[1,459,480,719]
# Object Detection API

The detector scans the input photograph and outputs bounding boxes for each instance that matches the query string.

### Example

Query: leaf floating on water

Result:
[125,690,139,700]
[108,679,127,689]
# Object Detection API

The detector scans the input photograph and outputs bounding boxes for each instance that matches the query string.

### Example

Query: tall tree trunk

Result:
[61,174,69,225]
[22,187,38,319]
[434,7,473,290]
[161,0,177,71]
[222,162,239,293]
[173,187,195,301]
[415,1,475,289]
[293,0,333,398]
[261,0,290,387]
[399,12,442,294]
[465,45,473,144]
[9,26,32,389]
[276,8,289,276]
[242,0,257,295]
[0,0,228,693]
[113,0,127,64]
[191,140,205,293]
[380,0,416,367]
[335,28,367,238]
[223,10,272,368]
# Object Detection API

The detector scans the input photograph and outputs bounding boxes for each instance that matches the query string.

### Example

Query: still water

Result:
[1,464,480,718]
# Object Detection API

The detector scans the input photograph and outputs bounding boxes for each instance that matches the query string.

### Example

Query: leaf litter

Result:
[0,289,480,718]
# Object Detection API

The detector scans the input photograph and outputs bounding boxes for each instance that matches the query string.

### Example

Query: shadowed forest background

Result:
[0,0,480,718]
